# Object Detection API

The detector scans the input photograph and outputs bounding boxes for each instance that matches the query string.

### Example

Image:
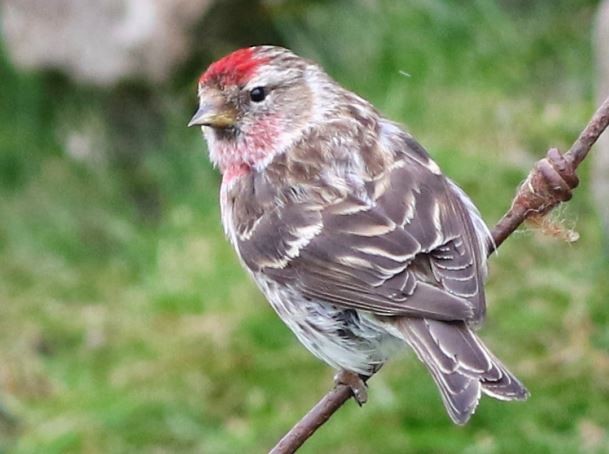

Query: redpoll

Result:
[189,46,528,424]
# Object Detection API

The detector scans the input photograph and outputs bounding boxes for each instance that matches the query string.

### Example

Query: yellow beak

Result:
[188,91,237,128]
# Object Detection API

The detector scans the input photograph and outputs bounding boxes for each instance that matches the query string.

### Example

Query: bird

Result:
[189,45,528,424]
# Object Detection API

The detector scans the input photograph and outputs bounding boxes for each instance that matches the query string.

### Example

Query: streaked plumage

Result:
[191,46,528,424]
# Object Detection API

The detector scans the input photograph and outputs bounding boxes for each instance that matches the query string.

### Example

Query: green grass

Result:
[1,1,609,452]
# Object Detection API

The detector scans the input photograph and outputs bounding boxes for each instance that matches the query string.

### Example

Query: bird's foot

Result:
[334,370,368,406]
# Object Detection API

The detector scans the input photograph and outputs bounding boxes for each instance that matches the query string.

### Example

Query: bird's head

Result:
[190,46,323,180]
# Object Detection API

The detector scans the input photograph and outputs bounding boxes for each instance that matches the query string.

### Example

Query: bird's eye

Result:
[249,86,266,103]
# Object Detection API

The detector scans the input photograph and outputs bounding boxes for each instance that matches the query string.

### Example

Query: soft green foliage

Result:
[1,1,609,452]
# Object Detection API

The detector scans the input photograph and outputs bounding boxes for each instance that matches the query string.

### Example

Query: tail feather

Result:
[395,318,528,424]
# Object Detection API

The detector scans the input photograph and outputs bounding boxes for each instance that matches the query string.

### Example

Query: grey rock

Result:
[1,0,212,86]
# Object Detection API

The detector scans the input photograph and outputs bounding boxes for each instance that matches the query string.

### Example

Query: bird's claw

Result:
[334,370,368,406]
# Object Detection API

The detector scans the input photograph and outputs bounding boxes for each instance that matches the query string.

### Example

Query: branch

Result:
[490,95,609,252]
[269,95,609,454]
[269,385,353,454]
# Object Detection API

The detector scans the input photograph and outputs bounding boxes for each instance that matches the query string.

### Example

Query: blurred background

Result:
[1,0,609,452]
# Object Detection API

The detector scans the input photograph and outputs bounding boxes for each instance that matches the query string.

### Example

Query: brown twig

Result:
[269,385,353,454]
[490,95,609,252]
[269,95,609,454]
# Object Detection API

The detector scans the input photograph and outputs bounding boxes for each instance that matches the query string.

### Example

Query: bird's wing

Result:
[233,136,488,323]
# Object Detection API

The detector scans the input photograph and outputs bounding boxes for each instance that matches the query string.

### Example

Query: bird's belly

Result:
[254,274,403,376]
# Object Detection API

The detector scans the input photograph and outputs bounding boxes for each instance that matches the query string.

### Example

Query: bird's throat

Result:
[209,116,287,184]
[223,163,251,184]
